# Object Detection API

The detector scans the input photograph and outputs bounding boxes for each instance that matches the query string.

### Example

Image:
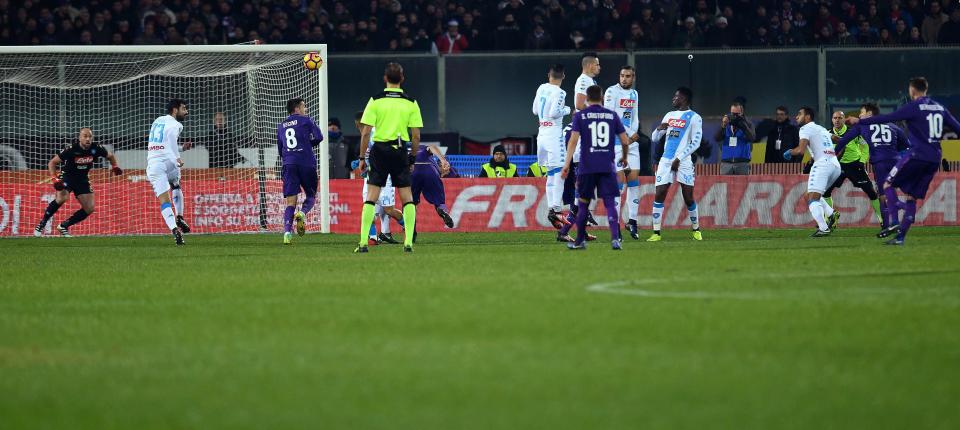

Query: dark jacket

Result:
[764,120,800,163]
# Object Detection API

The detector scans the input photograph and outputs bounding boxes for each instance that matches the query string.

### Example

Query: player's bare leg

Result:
[36,189,70,236]
[647,184,670,242]
[680,184,702,241]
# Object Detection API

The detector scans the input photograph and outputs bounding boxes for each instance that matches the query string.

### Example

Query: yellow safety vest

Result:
[482,163,517,178]
[528,162,546,177]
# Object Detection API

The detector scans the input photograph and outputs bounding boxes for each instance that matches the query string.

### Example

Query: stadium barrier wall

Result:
[1,172,957,236]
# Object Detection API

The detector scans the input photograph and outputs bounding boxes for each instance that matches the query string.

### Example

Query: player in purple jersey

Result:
[560,85,631,250]
[411,144,455,230]
[832,102,910,236]
[277,97,324,245]
[847,77,960,245]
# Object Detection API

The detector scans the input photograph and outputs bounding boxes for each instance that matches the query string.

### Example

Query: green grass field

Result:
[2,227,960,429]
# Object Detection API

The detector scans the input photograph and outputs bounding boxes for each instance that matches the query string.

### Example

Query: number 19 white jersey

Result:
[147,114,183,165]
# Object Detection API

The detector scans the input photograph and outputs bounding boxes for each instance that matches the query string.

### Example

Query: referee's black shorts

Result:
[368,142,411,188]
[837,161,872,188]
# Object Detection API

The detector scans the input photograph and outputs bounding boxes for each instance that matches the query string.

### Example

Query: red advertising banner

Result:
[1,172,957,236]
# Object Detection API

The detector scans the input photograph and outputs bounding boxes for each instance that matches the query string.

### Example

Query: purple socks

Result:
[574,201,589,243]
[283,206,295,233]
[897,200,916,241]
[603,196,620,241]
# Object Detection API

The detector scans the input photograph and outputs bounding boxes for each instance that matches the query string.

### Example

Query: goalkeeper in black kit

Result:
[34,127,123,237]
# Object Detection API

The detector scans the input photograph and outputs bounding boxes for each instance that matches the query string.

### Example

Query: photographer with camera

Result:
[714,101,756,175]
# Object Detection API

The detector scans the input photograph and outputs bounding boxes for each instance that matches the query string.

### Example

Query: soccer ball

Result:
[303,52,322,70]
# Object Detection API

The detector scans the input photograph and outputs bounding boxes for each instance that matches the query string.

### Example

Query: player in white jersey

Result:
[603,65,643,239]
[146,99,190,245]
[647,87,703,242]
[560,52,602,238]
[353,111,403,244]
[783,106,841,237]
[533,63,571,229]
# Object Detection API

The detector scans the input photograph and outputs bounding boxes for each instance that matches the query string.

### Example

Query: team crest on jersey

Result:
[619,99,635,108]
[623,111,633,120]
[668,119,687,128]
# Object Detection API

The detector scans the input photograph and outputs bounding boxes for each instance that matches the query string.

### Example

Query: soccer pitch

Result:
[2,228,959,429]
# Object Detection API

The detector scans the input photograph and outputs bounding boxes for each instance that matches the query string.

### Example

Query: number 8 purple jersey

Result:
[570,104,625,175]
[277,113,324,167]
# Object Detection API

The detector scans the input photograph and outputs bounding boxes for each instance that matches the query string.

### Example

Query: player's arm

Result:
[893,125,910,152]
[574,92,587,112]
[560,131,579,179]
[853,105,912,126]
[618,131,631,167]
[629,99,641,142]
[603,87,615,110]
[47,153,65,189]
[105,149,123,175]
[650,114,670,142]
[831,124,859,154]
[409,127,421,163]
[308,119,324,146]
[357,100,376,171]
[942,109,960,135]
[408,101,425,160]
[426,144,449,169]
[675,114,703,161]
[544,90,569,119]
[788,137,809,158]
[167,125,184,167]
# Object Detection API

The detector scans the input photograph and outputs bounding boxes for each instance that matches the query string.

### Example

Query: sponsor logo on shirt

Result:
[919,104,944,111]
[148,145,165,151]
[539,121,555,127]
[619,99,635,108]
[74,156,94,164]
[668,119,687,128]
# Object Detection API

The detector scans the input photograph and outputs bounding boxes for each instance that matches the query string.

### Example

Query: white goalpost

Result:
[0,44,331,237]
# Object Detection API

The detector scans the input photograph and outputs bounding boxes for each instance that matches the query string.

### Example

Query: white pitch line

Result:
[586,271,959,301]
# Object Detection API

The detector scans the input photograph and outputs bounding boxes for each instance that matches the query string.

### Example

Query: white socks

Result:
[626,184,639,221]
[160,202,177,230]
[171,187,184,215]
[809,200,828,231]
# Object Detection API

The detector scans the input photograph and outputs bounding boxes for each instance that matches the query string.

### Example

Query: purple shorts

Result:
[888,156,938,199]
[412,165,446,206]
[871,159,897,193]
[576,171,618,200]
[282,164,318,197]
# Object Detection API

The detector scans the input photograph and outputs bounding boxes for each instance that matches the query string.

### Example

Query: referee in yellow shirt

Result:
[356,62,424,253]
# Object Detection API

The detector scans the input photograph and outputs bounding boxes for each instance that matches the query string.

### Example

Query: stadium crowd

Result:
[2,0,959,50]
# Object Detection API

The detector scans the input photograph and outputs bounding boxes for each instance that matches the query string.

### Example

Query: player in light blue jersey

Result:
[647,87,703,242]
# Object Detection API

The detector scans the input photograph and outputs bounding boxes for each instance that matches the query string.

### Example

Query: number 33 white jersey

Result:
[146,114,183,165]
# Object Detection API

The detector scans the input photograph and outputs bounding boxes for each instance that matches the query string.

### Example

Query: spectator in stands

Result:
[751,25,771,46]
[595,30,623,50]
[183,112,248,169]
[814,24,835,45]
[435,19,467,55]
[480,145,518,178]
[887,1,914,31]
[707,17,737,48]
[638,7,665,48]
[814,5,839,38]
[764,106,800,163]
[938,10,960,44]
[775,18,804,46]
[905,0,927,29]
[672,16,703,49]
[893,19,911,44]
[907,26,924,45]
[624,21,645,50]
[856,20,879,45]
[921,1,949,45]
[715,101,756,175]
[494,13,522,50]
[525,23,554,50]
[836,22,855,45]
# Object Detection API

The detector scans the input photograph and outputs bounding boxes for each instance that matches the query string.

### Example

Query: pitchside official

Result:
[355,62,424,253]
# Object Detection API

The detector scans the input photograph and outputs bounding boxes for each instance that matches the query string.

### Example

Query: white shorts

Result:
[615,142,641,171]
[807,158,842,194]
[146,159,181,197]
[536,130,566,169]
[362,175,395,207]
[655,158,695,187]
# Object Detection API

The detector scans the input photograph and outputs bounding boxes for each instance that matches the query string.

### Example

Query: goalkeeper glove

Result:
[111,165,123,176]
[51,177,65,191]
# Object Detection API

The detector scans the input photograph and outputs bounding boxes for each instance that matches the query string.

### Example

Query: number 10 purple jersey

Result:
[571,104,625,174]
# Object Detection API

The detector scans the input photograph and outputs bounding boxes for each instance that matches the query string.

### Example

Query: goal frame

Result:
[0,44,332,233]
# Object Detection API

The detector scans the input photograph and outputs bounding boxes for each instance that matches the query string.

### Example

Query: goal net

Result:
[0,44,329,237]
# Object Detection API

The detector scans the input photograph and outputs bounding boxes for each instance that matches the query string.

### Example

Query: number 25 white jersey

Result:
[147,114,183,165]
